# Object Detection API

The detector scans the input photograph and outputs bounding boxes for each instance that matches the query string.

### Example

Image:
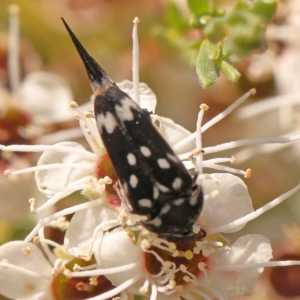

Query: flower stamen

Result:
[208,182,300,234]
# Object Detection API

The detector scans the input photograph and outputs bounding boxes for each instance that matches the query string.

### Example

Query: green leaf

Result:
[203,17,226,42]
[165,2,188,31]
[188,0,213,16]
[227,9,264,57]
[251,0,278,21]
[196,39,221,88]
[235,0,252,10]
[220,61,241,82]
[189,14,200,28]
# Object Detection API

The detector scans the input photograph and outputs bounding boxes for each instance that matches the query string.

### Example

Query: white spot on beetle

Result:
[167,153,178,163]
[139,199,152,208]
[140,146,151,157]
[153,186,159,199]
[160,205,170,215]
[157,158,170,169]
[130,174,138,188]
[96,112,118,134]
[156,183,169,192]
[115,97,135,121]
[190,194,198,206]
[127,153,136,165]
[172,178,182,190]
[149,217,162,227]
[174,199,184,206]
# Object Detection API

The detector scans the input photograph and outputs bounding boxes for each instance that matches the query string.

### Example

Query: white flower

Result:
[2,80,300,300]
[0,241,53,300]
[2,15,300,300]
[0,4,89,223]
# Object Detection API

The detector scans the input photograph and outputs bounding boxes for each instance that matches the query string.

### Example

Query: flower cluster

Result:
[1,17,300,300]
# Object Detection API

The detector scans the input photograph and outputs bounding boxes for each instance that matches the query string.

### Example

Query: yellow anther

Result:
[245,168,252,178]
[180,264,187,272]
[76,282,86,291]
[89,276,98,286]
[84,111,93,118]
[168,279,176,289]
[200,103,209,111]
[104,176,112,184]
[193,247,201,255]
[202,248,211,257]
[139,287,148,294]
[230,156,236,163]
[33,236,40,245]
[211,190,219,198]
[168,242,176,250]
[73,264,81,271]
[22,247,31,255]
[198,262,207,271]
[191,148,203,156]
[141,239,151,250]
[70,101,78,108]
[4,170,11,177]
[63,269,72,279]
[39,184,47,190]
[184,250,194,260]
[133,17,140,24]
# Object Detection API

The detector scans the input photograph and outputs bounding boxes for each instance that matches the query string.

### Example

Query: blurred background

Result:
[1,0,300,299]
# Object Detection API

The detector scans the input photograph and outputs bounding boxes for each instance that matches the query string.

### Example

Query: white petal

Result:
[65,204,119,260]
[20,71,74,124]
[201,173,254,233]
[158,116,195,153]
[0,241,52,299]
[35,142,92,197]
[210,234,272,298]
[93,231,144,286]
[117,80,157,113]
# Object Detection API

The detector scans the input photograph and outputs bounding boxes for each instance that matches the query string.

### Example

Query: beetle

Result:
[62,19,205,242]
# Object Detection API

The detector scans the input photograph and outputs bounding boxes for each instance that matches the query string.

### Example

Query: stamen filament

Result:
[237,92,300,119]
[173,89,255,152]
[208,183,300,234]
[38,227,56,265]
[150,281,158,300]
[37,238,68,255]
[8,4,20,95]
[83,116,103,148]
[204,135,300,155]
[234,128,300,163]
[182,293,197,300]
[215,260,300,271]
[178,134,300,160]
[79,264,98,271]
[8,163,93,175]
[44,183,89,193]
[37,128,84,144]
[196,106,205,173]
[35,191,74,213]
[204,158,233,164]
[85,273,143,300]
[0,263,45,277]
[0,145,96,160]
[132,17,140,105]
[71,263,138,277]
[78,119,100,155]
[203,163,246,176]
[25,199,104,242]
[191,287,212,300]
